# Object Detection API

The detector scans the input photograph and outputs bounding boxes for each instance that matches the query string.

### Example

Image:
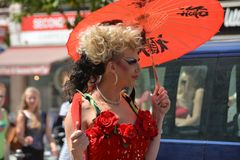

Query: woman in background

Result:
[16,87,58,160]
[175,66,207,126]
[0,82,9,160]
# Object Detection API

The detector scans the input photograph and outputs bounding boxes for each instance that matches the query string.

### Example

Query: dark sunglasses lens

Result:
[125,59,137,65]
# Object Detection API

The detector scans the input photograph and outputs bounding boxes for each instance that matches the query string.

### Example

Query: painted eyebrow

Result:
[123,57,140,61]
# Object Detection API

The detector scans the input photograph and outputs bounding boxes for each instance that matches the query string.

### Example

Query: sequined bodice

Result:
[83,93,158,160]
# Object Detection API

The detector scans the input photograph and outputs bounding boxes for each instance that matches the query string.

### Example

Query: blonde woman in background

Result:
[16,87,58,160]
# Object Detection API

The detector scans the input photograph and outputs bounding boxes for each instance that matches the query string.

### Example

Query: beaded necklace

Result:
[96,85,120,105]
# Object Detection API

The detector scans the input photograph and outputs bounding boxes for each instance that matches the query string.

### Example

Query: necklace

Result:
[96,85,120,105]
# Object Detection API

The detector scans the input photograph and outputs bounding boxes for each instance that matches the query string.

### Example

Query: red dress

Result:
[83,93,158,160]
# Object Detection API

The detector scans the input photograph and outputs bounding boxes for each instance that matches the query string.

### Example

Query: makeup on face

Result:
[122,57,140,65]
[116,57,140,70]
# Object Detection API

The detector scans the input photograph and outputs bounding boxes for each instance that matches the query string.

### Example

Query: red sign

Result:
[21,11,90,31]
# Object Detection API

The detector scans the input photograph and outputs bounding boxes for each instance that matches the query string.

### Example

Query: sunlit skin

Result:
[25,91,39,113]
[0,86,7,132]
[115,49,141,89]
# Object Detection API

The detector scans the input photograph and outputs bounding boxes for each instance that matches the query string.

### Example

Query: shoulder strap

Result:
[71,92,82,130]
[121,92,139,115]
[84,93,101,116]
[129,87,136,102]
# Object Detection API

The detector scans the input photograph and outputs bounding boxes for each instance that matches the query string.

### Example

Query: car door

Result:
[157,57,217,160]
[204,57,240,160]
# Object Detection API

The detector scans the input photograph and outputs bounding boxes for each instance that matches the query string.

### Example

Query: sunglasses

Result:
[122,57,139,65]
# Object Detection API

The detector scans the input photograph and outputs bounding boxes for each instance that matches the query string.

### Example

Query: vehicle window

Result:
[135,67,166,111]
[228,65,237,122]
[227,65,240,137]
[175,65,207,127]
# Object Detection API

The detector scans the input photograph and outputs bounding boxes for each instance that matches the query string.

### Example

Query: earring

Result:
[113,72,118,86]
[97,75,102,83]
[87,76,101,92]
[87,81,94,92]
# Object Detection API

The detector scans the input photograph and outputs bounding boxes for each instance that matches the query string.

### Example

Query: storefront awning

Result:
[0,46,69,75]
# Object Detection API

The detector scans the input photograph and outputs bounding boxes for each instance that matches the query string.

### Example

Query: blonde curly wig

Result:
[78,23,143,65]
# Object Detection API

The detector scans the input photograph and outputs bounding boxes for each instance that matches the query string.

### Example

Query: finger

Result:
[157,91,168,102]
[154,97,161,105]
[158,94,169,102]
[157,87,167,95]
[78,137,89,150]
[153,95,169,107]
[160,99,170,108]
[70,130,83,140]
[154,90,166,101]
[75,121,80,130]
[72,133,89,149]
[81,136,90,146]
[153,83,160,96]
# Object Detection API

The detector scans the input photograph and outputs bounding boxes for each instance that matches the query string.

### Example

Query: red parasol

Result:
[67,0,224,67]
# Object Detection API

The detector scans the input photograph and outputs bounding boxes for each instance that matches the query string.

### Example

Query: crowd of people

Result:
[1,84,59,160]
[1,22,230,160]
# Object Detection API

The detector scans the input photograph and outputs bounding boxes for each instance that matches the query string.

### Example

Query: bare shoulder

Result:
[81,97,96,129]
[65,97,93,131]
[81,97,92,110]
[16,111,25,120]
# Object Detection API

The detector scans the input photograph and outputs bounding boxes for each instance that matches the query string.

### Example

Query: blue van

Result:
[134,41,240,160]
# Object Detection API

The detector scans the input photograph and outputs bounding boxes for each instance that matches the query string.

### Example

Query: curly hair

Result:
[78,23,143,65]
[65,54,105,101]
[65,23,144,101]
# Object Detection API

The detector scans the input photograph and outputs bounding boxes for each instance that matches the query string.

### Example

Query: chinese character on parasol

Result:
[66,0,224,85]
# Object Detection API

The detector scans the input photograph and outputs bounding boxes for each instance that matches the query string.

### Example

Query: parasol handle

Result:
[150,54,160,88]
[152,64,160,88]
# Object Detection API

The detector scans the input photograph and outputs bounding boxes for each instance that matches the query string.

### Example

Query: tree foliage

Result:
[10,0,114,28]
